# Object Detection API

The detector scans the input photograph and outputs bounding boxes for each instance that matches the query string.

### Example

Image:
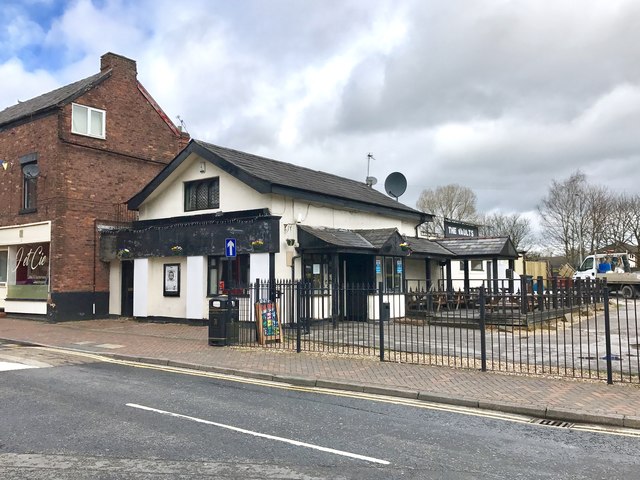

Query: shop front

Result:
[0,222,51,315]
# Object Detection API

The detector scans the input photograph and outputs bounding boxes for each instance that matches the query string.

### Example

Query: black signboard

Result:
[444,220,478,238]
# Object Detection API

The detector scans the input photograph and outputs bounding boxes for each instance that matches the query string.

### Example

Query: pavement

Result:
[2,315,640,429]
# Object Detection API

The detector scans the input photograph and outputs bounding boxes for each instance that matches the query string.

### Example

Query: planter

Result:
[286,239,295,246]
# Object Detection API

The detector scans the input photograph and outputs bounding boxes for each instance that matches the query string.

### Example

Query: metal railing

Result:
[226,278,640,384]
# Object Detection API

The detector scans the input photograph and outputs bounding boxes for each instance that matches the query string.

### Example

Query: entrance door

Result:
[121,261,134,317]
[343,254,372,321]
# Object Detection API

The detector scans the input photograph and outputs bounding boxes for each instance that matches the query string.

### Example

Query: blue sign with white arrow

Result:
[225,238,237,258]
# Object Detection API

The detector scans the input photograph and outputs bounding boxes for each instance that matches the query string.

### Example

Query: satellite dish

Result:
[384,172,407,199]
[22,163,40,179]
[365,176,377,187]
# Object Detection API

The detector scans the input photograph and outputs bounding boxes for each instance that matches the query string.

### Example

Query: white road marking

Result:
[32,346,640,439]
[72,341,95,345]
[95,344,124,349]
[127,403,391,465]
[0,361,36,372]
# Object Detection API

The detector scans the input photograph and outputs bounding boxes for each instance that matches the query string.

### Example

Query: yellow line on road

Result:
[31,345,640,438]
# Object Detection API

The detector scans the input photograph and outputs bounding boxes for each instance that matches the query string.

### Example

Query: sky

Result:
[2,0,640,230]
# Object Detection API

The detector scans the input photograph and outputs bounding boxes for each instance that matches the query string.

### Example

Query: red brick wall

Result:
[0,52,188,301]
[0,114,63,226]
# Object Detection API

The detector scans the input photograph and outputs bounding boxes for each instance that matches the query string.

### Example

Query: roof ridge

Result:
[194,139,395,192]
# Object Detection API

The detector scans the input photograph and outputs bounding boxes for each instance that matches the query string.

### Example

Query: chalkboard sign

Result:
[255,301,281,345]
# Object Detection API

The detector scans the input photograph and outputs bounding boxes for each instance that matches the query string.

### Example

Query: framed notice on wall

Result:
[255,301,281,345]
[163,263,180,297]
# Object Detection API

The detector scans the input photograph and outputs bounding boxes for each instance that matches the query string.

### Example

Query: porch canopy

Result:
[431,236,520,293]
[297,226,455,289]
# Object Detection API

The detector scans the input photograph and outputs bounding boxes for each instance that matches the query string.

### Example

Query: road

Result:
[0,342,639,479]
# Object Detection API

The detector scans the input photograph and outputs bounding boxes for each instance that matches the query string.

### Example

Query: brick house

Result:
[0,52,188,320]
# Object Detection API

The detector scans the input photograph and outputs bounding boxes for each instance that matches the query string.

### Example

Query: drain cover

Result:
[531,419,574,428]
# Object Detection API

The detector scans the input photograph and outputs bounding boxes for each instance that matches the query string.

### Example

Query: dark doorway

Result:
[121,260,134,317]
[342,254,373,321]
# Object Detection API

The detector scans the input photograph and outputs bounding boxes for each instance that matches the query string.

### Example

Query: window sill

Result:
[19,208,37,215]
[71,131,106,140]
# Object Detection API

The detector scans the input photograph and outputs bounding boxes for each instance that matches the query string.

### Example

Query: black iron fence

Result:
[225,277,640,384]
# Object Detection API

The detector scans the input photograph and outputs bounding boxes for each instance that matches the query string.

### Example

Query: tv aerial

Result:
[365,153,377,187]
[384,172,407,201]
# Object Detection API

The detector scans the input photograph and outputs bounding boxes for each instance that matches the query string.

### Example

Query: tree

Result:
[480,212,533,251]
[416,184,478,237]
[537,171,586,266]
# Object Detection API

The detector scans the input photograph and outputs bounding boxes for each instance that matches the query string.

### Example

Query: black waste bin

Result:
[208,295,239,346]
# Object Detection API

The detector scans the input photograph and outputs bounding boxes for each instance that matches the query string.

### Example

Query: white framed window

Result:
[459,260,484,271]
[72,103,106,138]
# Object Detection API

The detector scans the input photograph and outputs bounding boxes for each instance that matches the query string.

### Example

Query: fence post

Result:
[603,282,613,385]
[379,282,385,362]
[295,281,302,353]
[520,276,527,314]
[552,276,558,309]
[479,286,487,372]
[537,276,544,312]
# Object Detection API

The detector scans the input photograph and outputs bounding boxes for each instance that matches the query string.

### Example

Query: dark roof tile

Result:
[0,71,110,128]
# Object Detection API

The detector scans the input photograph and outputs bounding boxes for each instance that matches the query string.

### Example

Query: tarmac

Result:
[2,315,640,429]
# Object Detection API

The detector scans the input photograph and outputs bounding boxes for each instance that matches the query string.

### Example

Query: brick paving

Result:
[2,316,640,427]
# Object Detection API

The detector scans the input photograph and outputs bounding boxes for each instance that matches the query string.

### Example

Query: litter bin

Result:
[208,295,239,346]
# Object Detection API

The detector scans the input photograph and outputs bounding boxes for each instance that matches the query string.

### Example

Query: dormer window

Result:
[72,103,106,138]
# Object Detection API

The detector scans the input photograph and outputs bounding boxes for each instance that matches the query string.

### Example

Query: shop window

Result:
[214,254,249,293]
[72,103,106,138]
[7,243,49,300]
[375,256,404,292]
[0,250,7,283]
[207,256,219,296]
[302,254,332,290]
[185,177,220,211]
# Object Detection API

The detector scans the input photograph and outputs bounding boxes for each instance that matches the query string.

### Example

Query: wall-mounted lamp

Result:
[199,161,206,173]
[1,159,11,171]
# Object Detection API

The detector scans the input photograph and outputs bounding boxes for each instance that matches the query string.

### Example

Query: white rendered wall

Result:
[250,253,270,283]
[133,258,149,317]
[186,256,206,320]
[109,261,122,315]
[139,154,266,221]
[146,258,186,318]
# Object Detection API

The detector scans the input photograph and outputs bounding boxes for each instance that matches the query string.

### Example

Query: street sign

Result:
[225,238,236,258]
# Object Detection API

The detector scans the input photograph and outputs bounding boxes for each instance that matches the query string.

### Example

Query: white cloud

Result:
[3,0,640,225]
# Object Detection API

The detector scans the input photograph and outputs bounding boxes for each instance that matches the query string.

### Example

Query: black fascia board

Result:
[127,140,273,210]
[195,143,272,194]
[0,107,59,133]
[129,208,273,230]
[270,185,425,222]
[128,142,195,209]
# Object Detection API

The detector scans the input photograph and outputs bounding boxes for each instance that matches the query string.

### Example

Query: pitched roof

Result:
[401,236,455,257]
[0,71,111,129]
[298,226,375,249]
[128,139,431,222]
[434,237,518,259]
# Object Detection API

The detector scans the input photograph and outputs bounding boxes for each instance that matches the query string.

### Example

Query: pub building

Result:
[100,139,518,324]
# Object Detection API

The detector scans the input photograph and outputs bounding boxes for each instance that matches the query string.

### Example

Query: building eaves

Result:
[298,225,374,249]
[129,139,434,223]
[0,70,111,129]
[194,140,428,221]
[435,237,519,259]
